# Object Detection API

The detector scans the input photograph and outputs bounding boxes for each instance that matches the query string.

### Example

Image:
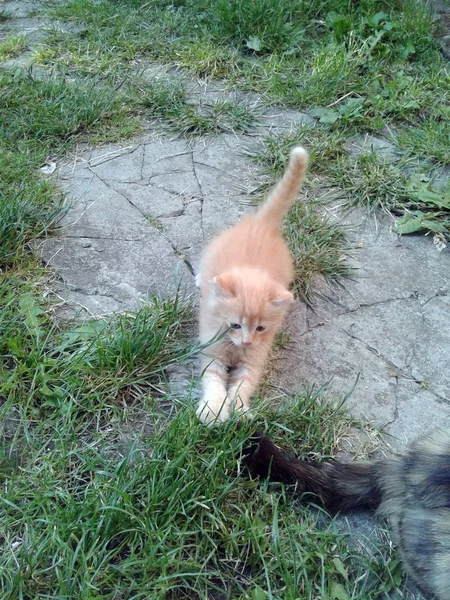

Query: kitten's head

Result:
[209,268,293,348]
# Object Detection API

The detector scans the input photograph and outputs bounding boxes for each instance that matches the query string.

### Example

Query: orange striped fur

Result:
[196,147,308,425]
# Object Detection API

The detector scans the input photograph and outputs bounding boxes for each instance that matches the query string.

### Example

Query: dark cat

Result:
[242,429,450,600]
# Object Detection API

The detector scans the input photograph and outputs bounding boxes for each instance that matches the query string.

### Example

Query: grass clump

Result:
[128,79,255,135]
[329,152,411,212]
[0,148,60,268]
[285,200,350,296]
[202,0,306,54]
[396,117,450,166]
[329,153,450,241]
[172,99,256,136]
[0,70,118,152]
[254,127,350,293]
[0,10,12,22]
[256,126,346,179]
[0,284,195,412]
[136,78,187,118]
[0,35,27,61]
[167,40,242,80]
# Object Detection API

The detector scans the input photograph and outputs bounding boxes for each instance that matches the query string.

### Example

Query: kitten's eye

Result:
[256,326,265,332]
[231,323,241,330]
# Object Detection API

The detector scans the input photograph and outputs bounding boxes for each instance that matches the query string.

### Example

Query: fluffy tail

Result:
[257,146,308,225]
[243,429,450,600]
[242,432,383,512]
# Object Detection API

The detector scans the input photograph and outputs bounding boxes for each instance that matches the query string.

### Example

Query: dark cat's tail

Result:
[243,429,450,600]
[242,431,383,512]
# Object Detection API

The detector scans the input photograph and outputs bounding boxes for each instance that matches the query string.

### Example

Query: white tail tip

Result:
[290,146,308,165]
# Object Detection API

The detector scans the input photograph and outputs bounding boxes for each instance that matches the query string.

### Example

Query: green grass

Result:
[0,69,142,267]
[0,35,27,61]
[1,340,406,599]
[0,148,60,268]
[396,117,450,165]
[0,269,403,598]
[285,200,351,295]
[256,126,347,179]
[254,127,351,293]
[0,68,254,267]
[1,70,119,152]
[0,10,12,22]
[132,79,256,134]
[173,99,256,136]
[0,281,196,409]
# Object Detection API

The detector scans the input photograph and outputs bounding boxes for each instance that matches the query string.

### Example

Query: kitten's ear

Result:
[211,273,236,298]
[270,288,293,308]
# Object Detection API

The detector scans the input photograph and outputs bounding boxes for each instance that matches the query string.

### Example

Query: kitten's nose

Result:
[242,341,252,346]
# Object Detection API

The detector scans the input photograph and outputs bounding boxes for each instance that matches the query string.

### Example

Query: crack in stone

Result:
[81,166,198,282]
[101,179,144,185]
[63,235,143,242]
[299,293,420,337]
[149,170,193,182]
[343,325,420,382]
[182,196,201,207]
[140,144,145,182]
[148,177,201,201]
[343,294,419,315]
[404,293,428,374]
[192,160,243,180]
[69,287,120,300]
[88,145,140,168]
[191,152,205,241]
[381,381,400,428]
[183,258,195,276]
[297,319,326,338]
[305,292,428,332]
[420,286,449,307]
[90,169,149,220]
[150,150,192,162]
[342,325,450,406]
[159,209,186,218]
[159,229,196,280]
[390,389,400,426]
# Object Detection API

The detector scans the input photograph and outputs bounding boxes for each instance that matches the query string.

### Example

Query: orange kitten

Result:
[196,146,308,425]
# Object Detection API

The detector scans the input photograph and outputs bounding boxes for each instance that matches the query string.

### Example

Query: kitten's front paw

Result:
[196,396,231,426]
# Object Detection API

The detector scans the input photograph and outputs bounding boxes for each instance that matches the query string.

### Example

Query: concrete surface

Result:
[279,218,450,447]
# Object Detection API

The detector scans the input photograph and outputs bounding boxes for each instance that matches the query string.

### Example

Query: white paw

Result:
[196,396,231,426]
[195,273,202,288]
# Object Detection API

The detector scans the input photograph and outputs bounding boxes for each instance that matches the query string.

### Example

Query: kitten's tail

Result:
[257,146,308,225]
[242,432,384,512]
